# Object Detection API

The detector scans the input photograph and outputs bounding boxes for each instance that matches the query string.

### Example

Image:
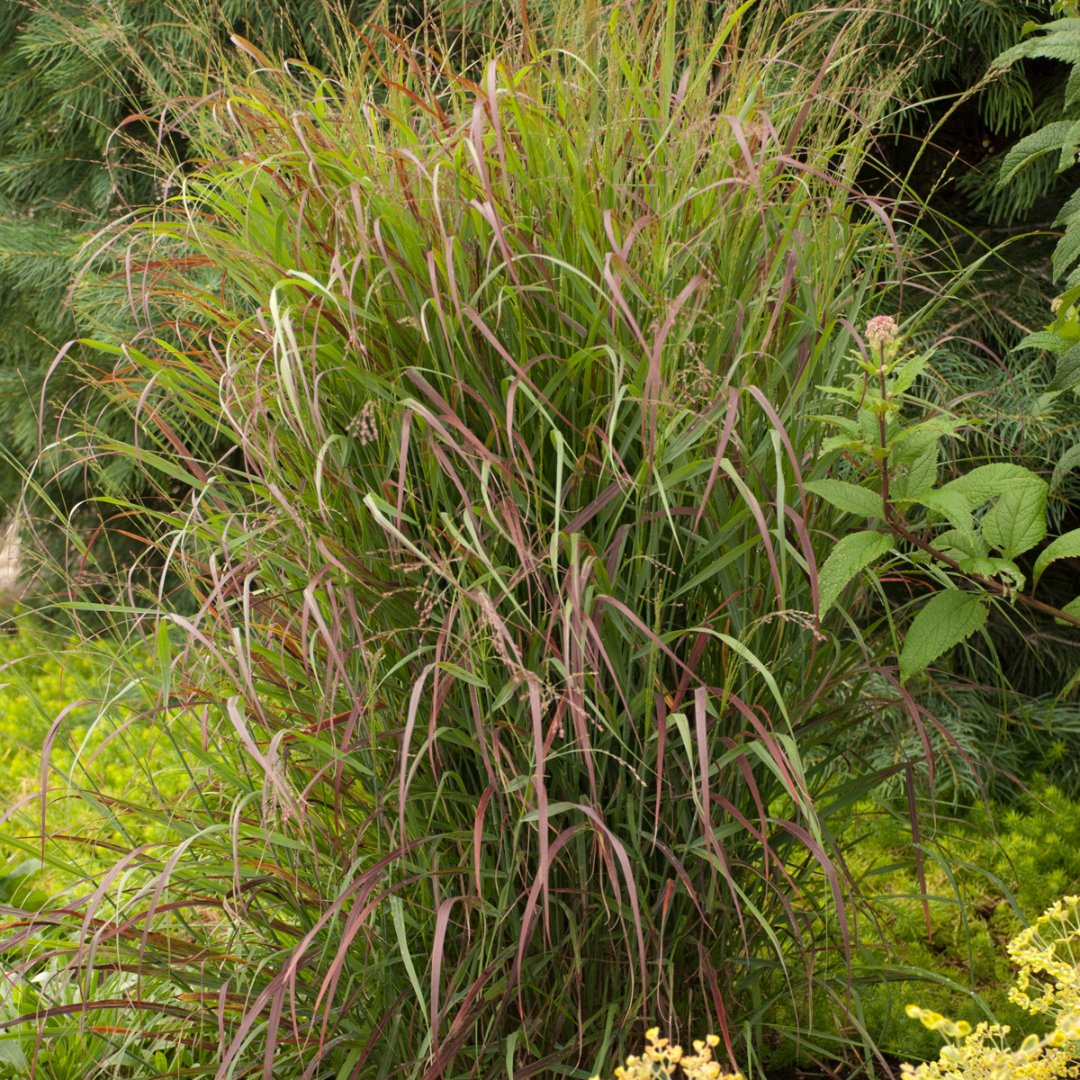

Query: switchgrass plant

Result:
[0,3,983,1077]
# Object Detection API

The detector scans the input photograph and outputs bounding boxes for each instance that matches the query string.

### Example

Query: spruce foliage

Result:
[0,0,351,590]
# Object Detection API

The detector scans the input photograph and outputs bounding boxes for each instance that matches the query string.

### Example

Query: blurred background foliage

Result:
[0,0,368,600]
[0,619,184,860]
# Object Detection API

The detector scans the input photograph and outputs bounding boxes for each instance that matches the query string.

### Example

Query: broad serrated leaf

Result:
[956,557,1024,593]
[995,27,1080,71]
[819,385,865,403]
[890,352,930,395]
[819,434,864,456]
[936,529,988,560]
[1033,527,1080,587]
[1054,222,1080,282]
[998,121,1075,187]
[1051,443,1080,493]
[1055,597,1080,627]
[899,591,989,684]
[1054,281,1080,325]
[891,427,941,465]
[811,415,863,437]
[1058,118,1080,172]
[982,482,1048,559]
[855,408,899,449]
[1012,329,1071,355]
[938,464,1038,508]
[805,479,882,519]
[1050,340,1080,390]
[858,407,882,448]
[915,489,974,532]
[817,530,893,614]
[893,440,939,501]
[1055,184,1080,226]
[890,418,965,459]
[1036,17,1080,31]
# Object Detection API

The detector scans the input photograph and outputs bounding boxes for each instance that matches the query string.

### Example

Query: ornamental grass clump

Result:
[0,2,970,1077]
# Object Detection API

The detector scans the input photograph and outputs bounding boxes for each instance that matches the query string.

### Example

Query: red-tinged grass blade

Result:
[719,458,785,608]
[513,824,587,1018]
[700,944,740,1073]
[529,668,550,939]
[0,999,195,1031]
[12,4,982,1078]
[694,386,741,532]
[905,763,933,941]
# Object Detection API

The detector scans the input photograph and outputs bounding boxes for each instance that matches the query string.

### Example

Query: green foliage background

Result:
[0,623,183,855]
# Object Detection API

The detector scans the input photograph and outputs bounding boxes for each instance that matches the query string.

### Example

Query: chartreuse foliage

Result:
[808,316,1080,688]
[778,786,1080,1063]
[0,624,193,1078]
[0,2,990,1078]
[0,622,185,877]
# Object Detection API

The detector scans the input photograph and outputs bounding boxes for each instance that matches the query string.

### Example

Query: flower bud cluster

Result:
[865,315,900,350]
[855,315,904,385]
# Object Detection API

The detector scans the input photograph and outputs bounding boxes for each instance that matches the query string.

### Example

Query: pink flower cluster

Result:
[865,315,900,349]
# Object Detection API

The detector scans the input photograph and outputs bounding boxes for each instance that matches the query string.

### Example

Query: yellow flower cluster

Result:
[903,897,1080,1080]
[901,1009,1078,1080]
[1008,897,1080,1018]
[592,1029,744,1080]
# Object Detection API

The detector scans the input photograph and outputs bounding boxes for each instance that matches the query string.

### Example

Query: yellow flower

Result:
[602,1029,743,1080]
[903,896,1080,1080]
